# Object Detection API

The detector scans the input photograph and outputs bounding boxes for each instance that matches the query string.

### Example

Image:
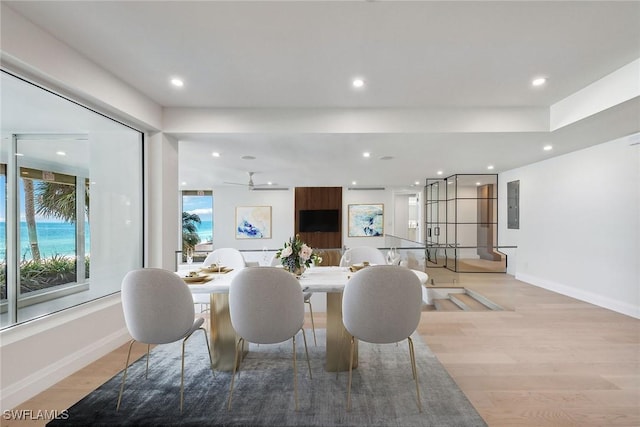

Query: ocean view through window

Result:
[1,70,143,329]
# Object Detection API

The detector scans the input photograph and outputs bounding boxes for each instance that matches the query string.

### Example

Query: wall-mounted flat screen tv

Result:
[299,209,340,232]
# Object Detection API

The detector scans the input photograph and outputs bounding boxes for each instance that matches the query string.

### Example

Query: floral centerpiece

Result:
[275,234,322,275]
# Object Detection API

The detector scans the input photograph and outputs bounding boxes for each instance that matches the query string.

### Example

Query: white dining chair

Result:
[117,268,214,413]
[339,246,386,266]
[203,247,247,270]
[196,248,247,311]
[270,254,317,346]
[342,265,423,412]
[227,267,312,410]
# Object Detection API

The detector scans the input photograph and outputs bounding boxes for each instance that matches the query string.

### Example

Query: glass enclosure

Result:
[425,174,506,273]
[1,70,144,328]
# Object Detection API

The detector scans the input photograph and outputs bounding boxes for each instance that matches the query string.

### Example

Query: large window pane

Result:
[1,70,143,328]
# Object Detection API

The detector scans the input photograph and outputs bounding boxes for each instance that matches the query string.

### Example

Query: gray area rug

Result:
[48,329,486,426]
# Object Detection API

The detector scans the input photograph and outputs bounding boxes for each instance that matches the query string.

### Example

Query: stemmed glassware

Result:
[186,248,194,265]
[343,251,351,271]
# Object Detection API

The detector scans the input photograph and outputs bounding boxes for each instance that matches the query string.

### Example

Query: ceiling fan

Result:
[223,171,275,190]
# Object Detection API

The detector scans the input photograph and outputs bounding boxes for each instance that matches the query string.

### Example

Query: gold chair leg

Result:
[306,299,317,346]
[300,328,312,379]
[145,344,150,379]
[346,336,355,411]
[180,338,187,413]
[227,337,244,410]
[116,339,136,411]
[199,327,216,377]
[408,337,422,412]
[292,335,299,411]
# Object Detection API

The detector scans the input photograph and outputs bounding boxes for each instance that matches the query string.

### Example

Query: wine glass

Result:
[343,251,351,270]
[186,248,193,265]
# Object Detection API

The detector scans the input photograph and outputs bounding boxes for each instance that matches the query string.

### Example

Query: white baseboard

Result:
[516,273,640,319]
[1,326,130,411]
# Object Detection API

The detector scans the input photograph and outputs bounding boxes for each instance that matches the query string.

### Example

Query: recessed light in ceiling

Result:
[362,152,370,158]
[171,78,184,87]
[352,181,357,185]
[352,78,365,88]
[476,182,481,186]
[241,155,256,160]
[532,77,547,87]
[487,165,494,170]
[437,170,443,176]
[15,153,24,157]
[543,145,553,151]
[212,152,220,157]
[414,181,420,186]
[56,151,66,156]
[181,181,187,186]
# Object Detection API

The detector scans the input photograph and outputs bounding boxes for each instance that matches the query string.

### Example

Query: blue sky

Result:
[182,195,213,222]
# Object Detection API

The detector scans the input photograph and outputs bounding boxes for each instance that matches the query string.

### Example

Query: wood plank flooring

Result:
[5,272,640,426]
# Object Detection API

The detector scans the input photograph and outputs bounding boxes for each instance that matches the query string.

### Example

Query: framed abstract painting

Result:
[348,204,384,237]
[235,206,272,239]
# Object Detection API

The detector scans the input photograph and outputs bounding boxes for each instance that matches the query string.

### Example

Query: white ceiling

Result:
[4,1,640,190]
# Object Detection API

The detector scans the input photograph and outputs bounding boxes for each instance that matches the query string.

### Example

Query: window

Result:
[1,70,143,328]
[181,191,213,263]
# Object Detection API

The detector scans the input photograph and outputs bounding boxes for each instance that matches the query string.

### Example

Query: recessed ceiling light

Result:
[241,155,256,160]
[543,145,553,151]
[352,78,365,88]
[532,77,547,87]
[362,152,370,158]
[352,181,357,185]
[56,151,66,156]
[171,78,184,87]
[414,181,421,186]
[476,182,481,186]
[267,181,273,186]
[437,170,443,176]
[487,165,494,170]
[15,153,24,157]
[212,152,220,157]
[181,181,187,186]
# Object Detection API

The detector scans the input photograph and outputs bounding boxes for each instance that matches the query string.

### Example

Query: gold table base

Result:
[208,291,356,372]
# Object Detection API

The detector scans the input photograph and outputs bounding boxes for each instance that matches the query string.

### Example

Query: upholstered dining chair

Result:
[270,254,317,346]
[117,268,214,413]
[203,247,247,270]
[339,246,386,267]
[195,248,248,311]
[342,265,423,412]
[227,267,312,411]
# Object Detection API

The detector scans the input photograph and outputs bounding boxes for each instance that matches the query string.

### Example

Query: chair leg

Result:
[305,299,317,346]
[346,335,355,411]
[199,327,216,377]
[408,337,422,412]
[300,328,312,379]
[116,339,136,411]
[227,337,244,410]
[180,338,187,413]
[145,344,150,379]
[292,335,299,411]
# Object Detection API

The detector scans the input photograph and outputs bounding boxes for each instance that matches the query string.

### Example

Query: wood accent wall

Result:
[294,187,342,249]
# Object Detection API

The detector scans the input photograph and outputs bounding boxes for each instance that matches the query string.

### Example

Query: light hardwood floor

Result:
[5,272,639,427]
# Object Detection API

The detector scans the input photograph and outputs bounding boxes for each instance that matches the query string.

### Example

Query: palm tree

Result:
[35,181,90,221]
[22,178,41,262]
[182,212,202,253]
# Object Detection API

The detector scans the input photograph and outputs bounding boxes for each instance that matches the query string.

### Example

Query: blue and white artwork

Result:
[348,204,384,237]
[235,206,272,239]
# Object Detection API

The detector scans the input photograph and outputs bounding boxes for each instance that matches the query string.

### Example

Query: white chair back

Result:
[339,246,386,266]
[342,265,422,343]
[203,248,247,270]
[229,267,304,344]
[121,268,196,344]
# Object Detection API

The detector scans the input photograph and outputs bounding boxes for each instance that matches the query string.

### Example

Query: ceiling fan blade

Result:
[223,181,250,186]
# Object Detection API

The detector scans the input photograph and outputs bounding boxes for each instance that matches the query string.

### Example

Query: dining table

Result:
[181,265,428,372]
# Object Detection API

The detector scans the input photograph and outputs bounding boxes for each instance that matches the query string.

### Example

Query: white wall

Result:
[212,187,294,250]
[343,189,393,250]
[499,134,640,318]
